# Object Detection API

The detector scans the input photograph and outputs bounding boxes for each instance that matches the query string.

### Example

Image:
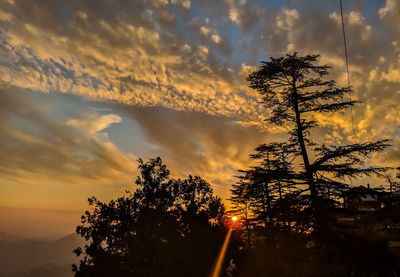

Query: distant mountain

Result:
[0,230,24,242]
[5,264,72,277]
[0,231,84,277]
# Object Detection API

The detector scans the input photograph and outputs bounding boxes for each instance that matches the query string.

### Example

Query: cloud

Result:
[66,113,122,134]
[0,85,269,206]
[379,0,400,38]
[0,86,137,190]
[0,0,400,186]
[211,34,221,44]
[171,0,191,9]
[121,105,272,197]
[0,0,262,124]
[2,0,391,138]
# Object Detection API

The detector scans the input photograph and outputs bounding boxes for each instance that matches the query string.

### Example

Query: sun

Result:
[232,216,238,221]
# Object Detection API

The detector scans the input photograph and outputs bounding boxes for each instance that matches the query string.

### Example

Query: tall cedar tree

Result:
[245,53,390,232]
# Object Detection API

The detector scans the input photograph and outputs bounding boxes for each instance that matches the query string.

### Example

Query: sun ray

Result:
[210,228,233,277]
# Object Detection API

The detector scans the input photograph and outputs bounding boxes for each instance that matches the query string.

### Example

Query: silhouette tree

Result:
[393,167,400,195]
[73,157,227,277]
[230,169,254,248]
[231,141,315,241]
[231,143,298,232]
[384,167,400,205]
[244,53,390,232]
[231,53,397,277]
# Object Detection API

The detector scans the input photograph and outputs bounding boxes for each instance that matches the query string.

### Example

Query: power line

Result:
[340,0,355,142]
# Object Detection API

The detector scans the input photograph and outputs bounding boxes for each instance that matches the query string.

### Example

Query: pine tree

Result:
[243,53,390,232]
[231,142,300,235]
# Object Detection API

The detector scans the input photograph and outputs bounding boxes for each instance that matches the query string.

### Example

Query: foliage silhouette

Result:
[234,53,390,234]
[73,157,233,277]
[229,53,400,276]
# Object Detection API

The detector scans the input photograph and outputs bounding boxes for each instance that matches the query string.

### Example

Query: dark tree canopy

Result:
[229,53,398,276]
[232,53,390,234]
[73,157,229,277]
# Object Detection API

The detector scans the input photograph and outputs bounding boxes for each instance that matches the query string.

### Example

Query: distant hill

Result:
[0,231,84,277]
[0,230,24,242]
[5,264,72,277]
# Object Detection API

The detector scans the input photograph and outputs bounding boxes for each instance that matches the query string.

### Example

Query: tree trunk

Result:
[244,201,251,249]
[292,83,321,231]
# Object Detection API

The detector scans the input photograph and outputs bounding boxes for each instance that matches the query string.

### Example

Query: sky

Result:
[1,0,400,237]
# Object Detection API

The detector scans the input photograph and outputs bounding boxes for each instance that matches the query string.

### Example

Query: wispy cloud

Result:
[0,87,137,195]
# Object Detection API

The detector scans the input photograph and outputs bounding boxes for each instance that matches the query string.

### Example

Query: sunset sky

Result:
[1,0,400,237]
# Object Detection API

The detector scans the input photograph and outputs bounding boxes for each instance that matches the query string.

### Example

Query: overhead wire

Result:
[339,0,355,142]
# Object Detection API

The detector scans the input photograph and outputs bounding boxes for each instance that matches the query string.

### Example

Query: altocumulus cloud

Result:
[0,0,265,123]
[1,0,400,187]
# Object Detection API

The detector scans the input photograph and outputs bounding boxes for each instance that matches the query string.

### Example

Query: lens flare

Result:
[232,216,238,221]
[211,229,233,277]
